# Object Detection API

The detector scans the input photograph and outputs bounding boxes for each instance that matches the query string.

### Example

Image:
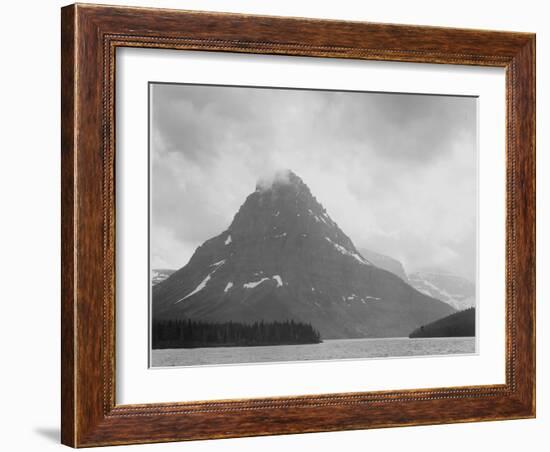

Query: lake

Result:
[151,337,476,367]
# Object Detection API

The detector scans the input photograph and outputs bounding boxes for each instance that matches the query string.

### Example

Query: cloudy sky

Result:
[150,83,477,281]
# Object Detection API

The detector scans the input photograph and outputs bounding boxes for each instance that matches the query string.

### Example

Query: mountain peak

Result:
[153,168,456,339]
[233,169,329,236]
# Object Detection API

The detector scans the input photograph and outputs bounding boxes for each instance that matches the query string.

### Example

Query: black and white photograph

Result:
[149,83,477,367]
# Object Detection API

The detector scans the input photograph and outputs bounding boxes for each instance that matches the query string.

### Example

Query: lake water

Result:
[151,337,476,367]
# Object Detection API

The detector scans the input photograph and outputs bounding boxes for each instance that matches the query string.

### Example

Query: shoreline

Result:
[152,336,475,351]
[152,340,323,350]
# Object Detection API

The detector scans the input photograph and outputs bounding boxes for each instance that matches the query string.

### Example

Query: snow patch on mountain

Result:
[224,282,234,293]
[176,273,213,303]
[365,295,381,301]
[345,294,380,303]
[325,237,371,265]
[175,261,225,303]
[224,235,232,245]
[244,275,283,289]
[243,277,270,289]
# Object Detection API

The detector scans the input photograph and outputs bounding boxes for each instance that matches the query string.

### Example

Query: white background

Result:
[0,1,546,451]
[118,49,505,404]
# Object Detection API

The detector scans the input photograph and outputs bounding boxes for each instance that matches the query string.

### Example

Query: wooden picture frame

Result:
[61,3,535,447]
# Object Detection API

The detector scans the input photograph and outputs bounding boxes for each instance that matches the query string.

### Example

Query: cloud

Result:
[150,83,477,281]
[255,168,293,192]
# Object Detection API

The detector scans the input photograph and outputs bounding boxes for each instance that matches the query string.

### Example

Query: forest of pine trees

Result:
[152,319,322,349]
[409,307,475,338]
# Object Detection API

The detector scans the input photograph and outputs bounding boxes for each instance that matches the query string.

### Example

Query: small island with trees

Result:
[152,319,322,349]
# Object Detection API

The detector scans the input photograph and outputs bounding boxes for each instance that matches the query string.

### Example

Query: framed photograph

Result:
[61,3,535,447]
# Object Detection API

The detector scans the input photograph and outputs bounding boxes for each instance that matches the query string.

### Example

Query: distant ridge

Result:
[408,272,475,311]
[152,269,175,286]
[359,248,408,281]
